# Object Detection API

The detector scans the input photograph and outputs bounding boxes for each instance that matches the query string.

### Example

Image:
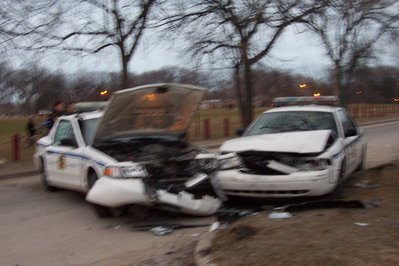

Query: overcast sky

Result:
[43,25,394,80]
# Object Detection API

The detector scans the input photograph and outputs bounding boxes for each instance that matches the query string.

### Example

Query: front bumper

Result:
[216,168,337,197]
[86,177,221,216]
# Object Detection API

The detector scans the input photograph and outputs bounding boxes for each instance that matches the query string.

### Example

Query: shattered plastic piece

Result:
[268,211,293,219]
[354,222,369,227]
[209,222,220,232]
[354,181,379,189]
[150,226,173,236]
[156,190,221,216]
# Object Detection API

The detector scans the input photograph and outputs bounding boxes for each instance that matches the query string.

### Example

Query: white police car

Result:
[34,84,221,217]
[216,97,367,198]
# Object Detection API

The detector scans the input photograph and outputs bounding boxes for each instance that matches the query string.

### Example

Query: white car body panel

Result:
[216,105,366,198]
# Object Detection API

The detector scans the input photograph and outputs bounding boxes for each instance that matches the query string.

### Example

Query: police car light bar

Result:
[272,96,339,107]
[74,101,109,113]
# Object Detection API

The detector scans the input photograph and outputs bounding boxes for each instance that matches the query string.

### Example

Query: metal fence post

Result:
[12,134,20,161]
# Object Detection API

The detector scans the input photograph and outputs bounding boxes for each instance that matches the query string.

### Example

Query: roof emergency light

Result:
[272,96,339,107]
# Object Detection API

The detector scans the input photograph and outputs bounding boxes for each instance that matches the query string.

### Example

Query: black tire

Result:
[41,158,58,192]
[88,172,113,218]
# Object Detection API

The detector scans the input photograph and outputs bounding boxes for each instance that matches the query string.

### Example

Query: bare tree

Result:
[12,0,158,89]
[159,0,328,126]
[306,0,399,105]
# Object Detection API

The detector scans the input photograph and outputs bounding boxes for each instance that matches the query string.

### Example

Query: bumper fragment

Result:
[86,177,221,216]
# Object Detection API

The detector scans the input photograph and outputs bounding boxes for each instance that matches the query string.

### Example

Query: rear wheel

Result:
[88,172,113,217]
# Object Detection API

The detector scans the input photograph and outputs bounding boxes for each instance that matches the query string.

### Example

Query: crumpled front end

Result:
[87,137,223,216]
[216,146,343,197]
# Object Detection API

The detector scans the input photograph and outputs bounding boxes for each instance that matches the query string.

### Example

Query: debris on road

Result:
[106,224,122,230]
[209,222,220,232]
[363,198,381,208]
[130,222,211,232]
[268,211,293,219]
[274,199,366,212]
[216,207,258,223]
[353,180,379,189]
[150,226,173,236]
[354,222,369,227]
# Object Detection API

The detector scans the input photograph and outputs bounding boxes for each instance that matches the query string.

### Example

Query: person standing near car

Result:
[46,101,66,131]
[26,116,36,147]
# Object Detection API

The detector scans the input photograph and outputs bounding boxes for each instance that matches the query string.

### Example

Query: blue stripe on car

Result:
[46,150,106,167]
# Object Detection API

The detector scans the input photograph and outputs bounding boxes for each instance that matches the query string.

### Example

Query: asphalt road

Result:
[362,120,399,168]
[1,121,399,266]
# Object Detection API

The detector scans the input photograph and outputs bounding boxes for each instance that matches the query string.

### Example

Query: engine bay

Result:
[95,138,216,179]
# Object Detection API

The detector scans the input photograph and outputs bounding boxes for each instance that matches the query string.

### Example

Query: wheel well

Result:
[39,157,45,172]
[86,167,97,188]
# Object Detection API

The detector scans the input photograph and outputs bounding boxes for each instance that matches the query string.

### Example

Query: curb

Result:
[194,231,217,266]
[358,118,399,126]
[0,170,40,180]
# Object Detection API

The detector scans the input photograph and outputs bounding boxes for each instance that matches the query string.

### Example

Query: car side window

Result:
[53,120,77,146]
[337,110,357,136]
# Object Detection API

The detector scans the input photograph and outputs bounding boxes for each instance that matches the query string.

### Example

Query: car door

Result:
[336,110,362,175]
[45,120,83,190]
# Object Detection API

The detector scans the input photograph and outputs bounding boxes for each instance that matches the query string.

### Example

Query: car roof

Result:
[265,105,341,114]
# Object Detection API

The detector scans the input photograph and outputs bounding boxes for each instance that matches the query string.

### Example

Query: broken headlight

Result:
[296,158,331,171]
[219,153,243,170]
[103,165,148,179]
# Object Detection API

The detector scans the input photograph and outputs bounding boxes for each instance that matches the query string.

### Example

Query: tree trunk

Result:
[335,62,345,106]
[121,55,129,89]
[233,64,246,127]
[242,62,253,127]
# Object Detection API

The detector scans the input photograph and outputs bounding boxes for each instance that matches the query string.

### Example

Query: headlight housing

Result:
[103,165,148,179]
[219,153,243,170]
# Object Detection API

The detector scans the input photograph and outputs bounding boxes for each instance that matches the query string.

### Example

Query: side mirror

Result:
[345,128,357,138]
[60,138,78,147]
[236,128,246,136]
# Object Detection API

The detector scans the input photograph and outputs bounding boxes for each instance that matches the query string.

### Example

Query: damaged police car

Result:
[34,84,222,217]
[216,97,367,198]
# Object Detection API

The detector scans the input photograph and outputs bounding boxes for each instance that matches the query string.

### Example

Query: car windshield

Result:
[80,118,100,144]
[245,111,338,136]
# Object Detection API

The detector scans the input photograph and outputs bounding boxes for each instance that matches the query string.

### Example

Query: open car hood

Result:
[221,130,332,154]
[92,84,206,144]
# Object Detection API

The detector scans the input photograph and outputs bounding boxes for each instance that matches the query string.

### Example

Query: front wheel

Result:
[88,172,113,217]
